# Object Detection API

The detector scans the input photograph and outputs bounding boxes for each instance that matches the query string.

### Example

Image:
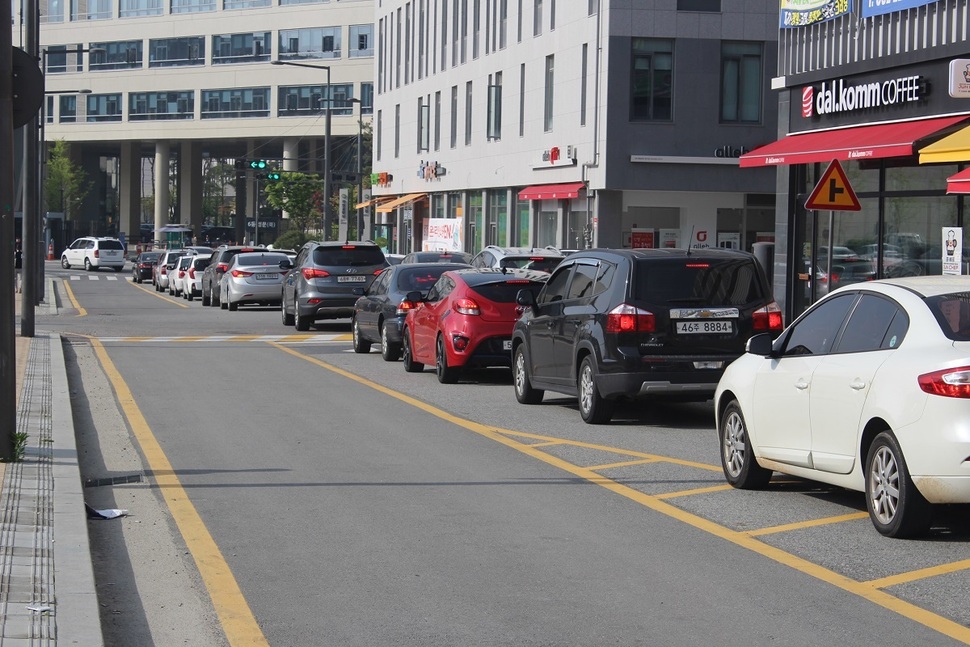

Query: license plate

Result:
[256,273,277,280]
[676,320,734,334]
[337,275,367,283]
[502,340,512,351]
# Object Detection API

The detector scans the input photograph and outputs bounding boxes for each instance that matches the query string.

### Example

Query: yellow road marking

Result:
[744,512,870,536]
[90,338,267,647]
[61,279,86,317]
[865,558,970,590]
[587,458,661,471]
[655,484,735,499]
[270,341,970,645]
[130,280,189,307]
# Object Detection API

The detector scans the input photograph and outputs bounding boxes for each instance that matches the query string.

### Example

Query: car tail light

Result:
[160,267,168,275]
[178,270,186,278]
[231,269,253,278]
[505,279,531,284]
[454,297,480,315]
[606,304,655,333]
[752,302,784,332]
[685,263,709,268]
[918,367,970,398]
[302,267,331,280]
[217,262,229,272]
[397,299,418,316]
[94,249,100,258]
[188,268,196,279]
[373,269,383,275]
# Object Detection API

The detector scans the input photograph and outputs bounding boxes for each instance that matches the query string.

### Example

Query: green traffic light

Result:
[249,160,267,169]
[267,172,281,181]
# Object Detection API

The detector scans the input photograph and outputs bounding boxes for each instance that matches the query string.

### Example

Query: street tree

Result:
[43,140,91,220]
[263,172,325,235]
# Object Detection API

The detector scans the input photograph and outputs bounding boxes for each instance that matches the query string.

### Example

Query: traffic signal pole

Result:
[1,0,18,459]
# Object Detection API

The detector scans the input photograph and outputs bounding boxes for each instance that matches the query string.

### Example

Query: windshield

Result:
[313,246,386,266]
[634,258,766,307]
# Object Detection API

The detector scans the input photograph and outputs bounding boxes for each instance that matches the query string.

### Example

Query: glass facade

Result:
[212,33,271,64]
[86,94,123,121]
[201,88,270,119]
[129,91,195,120]
[279,28,343,60]
[149,37,205,67]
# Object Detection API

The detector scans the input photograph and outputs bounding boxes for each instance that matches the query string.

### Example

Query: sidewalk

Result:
[2,281,104,646]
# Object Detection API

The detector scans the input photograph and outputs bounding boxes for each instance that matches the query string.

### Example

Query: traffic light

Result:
[266,170,281,181]
[248,160,268,170]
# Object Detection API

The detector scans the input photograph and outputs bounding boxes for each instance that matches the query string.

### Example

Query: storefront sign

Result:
[861,0,935,18]
[802,75,924,118]
[780,0,852,28]
[417,160,447,180]
[943,227,963,275]
[423,217,464,251]
[371,172,394,187]
[713,145,750,158]
[532,145,577,169]
[949,59,970,99]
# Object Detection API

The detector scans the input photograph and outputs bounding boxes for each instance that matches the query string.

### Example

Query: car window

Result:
[313,245,385,266]
[635,258,766,306]
[927,292,970,341]
[100,240,124,250]
[593,262,615,296]
[368,270,389,295]
[538,264,573,304]
[781,293,857,356]
[472,280,547,303]
[427,275,455,302]
[398,267,450,293]
[835,294,908,353]
[567,263,599,300]
[236,253,288,266]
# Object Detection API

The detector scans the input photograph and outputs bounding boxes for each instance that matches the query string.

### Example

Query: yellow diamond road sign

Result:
[805,159,862,211]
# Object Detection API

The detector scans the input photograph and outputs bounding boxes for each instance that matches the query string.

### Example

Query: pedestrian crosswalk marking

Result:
[69,275,120,280]
[98,334,352,344]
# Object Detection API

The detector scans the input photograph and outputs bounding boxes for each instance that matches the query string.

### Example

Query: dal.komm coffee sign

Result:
[801,74,924,119]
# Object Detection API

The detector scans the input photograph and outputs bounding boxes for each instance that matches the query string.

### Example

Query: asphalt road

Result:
[40,262,970,646]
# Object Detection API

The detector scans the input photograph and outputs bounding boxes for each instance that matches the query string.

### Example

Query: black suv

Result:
[281,241,387,331]
[201,245,265,307]
[511,248,783,424]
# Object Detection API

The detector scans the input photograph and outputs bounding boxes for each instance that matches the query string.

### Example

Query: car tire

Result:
[61,256,70,269]
[402,329,424,373]
[513,345,544,404]
[352,318,372,353]
[380,323,401,362]
[186,290,193,301]
[865,431,933,538]
[435,335,460,384]
[295,312,311,331]
[719,400,772,489]
[133,276,140,284]
[577,356,614,424]
[220,290,228,309]
[114,266,123,272]
[228,297,238,311]
[211,284,220,307]
[84,258,92,272]
[201,286,210,306]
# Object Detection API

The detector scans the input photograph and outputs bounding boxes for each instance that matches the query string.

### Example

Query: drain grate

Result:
[84,473,143,488]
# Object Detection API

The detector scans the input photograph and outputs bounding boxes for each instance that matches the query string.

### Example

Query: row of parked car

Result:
[125,238,970,538]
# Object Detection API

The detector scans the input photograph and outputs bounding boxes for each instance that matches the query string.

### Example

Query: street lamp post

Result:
[271,60,331,240]
[348,98,364,240]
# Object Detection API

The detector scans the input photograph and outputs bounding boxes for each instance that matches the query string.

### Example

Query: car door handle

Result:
[795,378,810,390]
[850,379,867,391]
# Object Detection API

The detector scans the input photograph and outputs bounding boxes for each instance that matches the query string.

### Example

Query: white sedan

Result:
[715,276,970,538]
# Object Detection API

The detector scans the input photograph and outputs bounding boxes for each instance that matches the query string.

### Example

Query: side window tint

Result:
[567,263,598,300]
[539,265,573,304]
[882,309,908,349]
[593,262,615,296]
[782,293,856,357]
[836,294,904,354]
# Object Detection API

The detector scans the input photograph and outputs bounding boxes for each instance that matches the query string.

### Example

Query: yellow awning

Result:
[354,196,393,210]
[919,125,970,164]
[375,193,427,213]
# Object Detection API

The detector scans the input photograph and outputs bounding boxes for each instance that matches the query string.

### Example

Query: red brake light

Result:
[605,304,655,333]
[178,270,186,278]
[685,263,709,268]
[752,302,784,332]
[454,298,480,315]
[505,280,531,284]
[341,245,356,249]
[94,249,100,258]
[302,268,330,280]
[230,269,252,278]
[217,262,229,272]
[397,299,418,315]
[919,367,970,398]
[188,268,196,279]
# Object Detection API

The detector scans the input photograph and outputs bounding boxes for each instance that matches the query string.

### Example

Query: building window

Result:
[89,41,143,70]
[149,37,205,67]
[86,93,122,121]
[277,84,353,117]
[279,27,342,61]
[720,41,762,124]
[631,38,672,121]
[487,72,501,140]
[394,104,401,158]
[588,0,598,12]
[212,33,271,64]
[580,43,588,126]
[43,45,84,73]
[59,95,77,123]
[434,90,441,151]
[550,0,555,30]
[43,0,66,22]
[129,91,195,120]
[472,0,480,59]
[418,97,430,152]
[360,83,374,115]
[440,0,448,69]
[120,0,161,17]
[543,54,554,132]
[349,25,374,58]
[223,0,269,9]
[171,0,215,12]
[451,0,459,66]
[450,85,458,148]
[678,0,720,10]
[499,0,507,49]
[376,109,382,162]
[465,80,473,145]
[71,0,112,20]
[201,88,270,119]
[533,0,542,36]
[518,62,525,136]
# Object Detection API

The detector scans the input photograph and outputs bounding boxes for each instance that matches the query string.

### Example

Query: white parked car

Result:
[182,254,212,301]
[169,255,194,297]
[715,276,970,538]
[61,237,126,272]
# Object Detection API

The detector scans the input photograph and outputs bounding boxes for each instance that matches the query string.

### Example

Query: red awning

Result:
[518,182,586,200]
[947,168,970,194]
[739,116,968,168]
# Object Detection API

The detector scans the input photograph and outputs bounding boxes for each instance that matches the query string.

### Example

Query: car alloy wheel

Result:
[719,400,771,489]
[380,323,400,362]
[61,256,70,269]
[352,318,371,353]
[513,345,544,404]
[435,335,459,384]
[402,329,424,373]
[865,431,932,538]
[577,356,614,424]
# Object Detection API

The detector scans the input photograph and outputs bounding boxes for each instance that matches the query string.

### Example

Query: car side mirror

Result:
[746,333,774,357]
[516,289,536,308]
[405,290,424,304]
[279,260,293,270]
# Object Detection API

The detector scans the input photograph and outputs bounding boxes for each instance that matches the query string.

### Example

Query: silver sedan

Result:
[219,251,291,311]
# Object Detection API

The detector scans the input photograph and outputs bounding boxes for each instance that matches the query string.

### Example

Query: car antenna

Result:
[686,226,695,257]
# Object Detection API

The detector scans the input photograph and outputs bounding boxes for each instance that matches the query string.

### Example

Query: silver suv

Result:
[281,241,387,331]
[470,246,564,273]
[61,237,126,272]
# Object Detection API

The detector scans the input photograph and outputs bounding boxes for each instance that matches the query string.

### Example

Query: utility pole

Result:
[1,0,18,459]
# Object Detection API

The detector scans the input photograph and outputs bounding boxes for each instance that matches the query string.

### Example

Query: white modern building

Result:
[371,1,780,257]
[34,0,377,249]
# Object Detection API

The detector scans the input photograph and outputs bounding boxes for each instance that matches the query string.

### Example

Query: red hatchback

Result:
[401,268,549,383]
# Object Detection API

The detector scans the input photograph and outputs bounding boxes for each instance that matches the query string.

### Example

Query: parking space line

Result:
[269,341,970,645]
[655,484,734,499]
[530,440,564,448]
[745,512,870,536]
[587,458,662,470]
[865,559,970,590]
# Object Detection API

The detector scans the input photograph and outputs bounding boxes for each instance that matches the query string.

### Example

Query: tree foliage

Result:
[44,140,91,219]
[263,172,325,234]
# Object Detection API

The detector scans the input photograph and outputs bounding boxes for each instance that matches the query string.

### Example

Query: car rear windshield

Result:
[313,246,386,266]
[396,267,451,292]
[635,259,766,307]
[927,292,970,341]
[500,256,561,272]
[471,280,546,303]
[100,240,124,250]
[236,253,288,266]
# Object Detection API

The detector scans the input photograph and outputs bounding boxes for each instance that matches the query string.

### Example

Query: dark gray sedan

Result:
[351,263,470,361]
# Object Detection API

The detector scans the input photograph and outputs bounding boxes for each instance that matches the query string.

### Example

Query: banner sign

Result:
[422,217,464,251]
[780,0,852,28]
[943,227,963,275]
[861,0,936,18]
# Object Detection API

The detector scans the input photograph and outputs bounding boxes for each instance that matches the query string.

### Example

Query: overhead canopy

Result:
[946,168,970,194]
[355,196,393,210]
[375,193,426,213]
[919,125,970,165]
[518,182,586,201]
[739,116,968,168]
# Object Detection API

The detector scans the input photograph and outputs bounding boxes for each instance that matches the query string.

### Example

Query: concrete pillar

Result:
[179,140,202,243]
[245,141,258,244]
[119,141,141,254]
[283,137,298,172]
[154,142,170,246]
